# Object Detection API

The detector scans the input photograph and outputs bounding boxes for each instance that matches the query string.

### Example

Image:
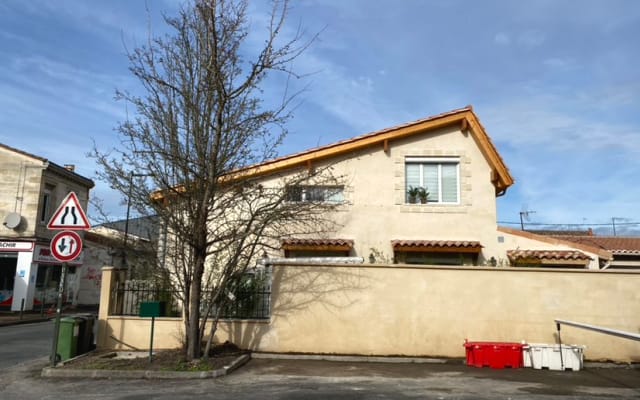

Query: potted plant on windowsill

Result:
[417,186,429,204]
[407,186,420,204]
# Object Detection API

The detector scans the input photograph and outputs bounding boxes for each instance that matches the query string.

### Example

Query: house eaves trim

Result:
[46,162,95,189]
[391,240,483,254]
[0,142,95,188]
[227,106,514,193]
[498,226,613,261]
[0,142,48,163]
[152,106,514,202]
[281,238,354,252]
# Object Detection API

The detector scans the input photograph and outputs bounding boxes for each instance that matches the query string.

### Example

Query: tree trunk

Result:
[186,250,206,360]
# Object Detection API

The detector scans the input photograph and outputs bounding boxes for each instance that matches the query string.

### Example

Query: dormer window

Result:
[405,157,459,204]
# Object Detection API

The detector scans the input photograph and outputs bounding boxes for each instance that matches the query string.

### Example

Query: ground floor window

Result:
[36,264,65,289]
[0,255,17,291]
[391,240,482,266]
[395,251,478,266]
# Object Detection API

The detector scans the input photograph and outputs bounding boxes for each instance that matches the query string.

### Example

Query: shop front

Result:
[0,240,83,311]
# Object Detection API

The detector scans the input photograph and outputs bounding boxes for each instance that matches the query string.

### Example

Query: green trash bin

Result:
[76,314,96,354]
[57,317,81,361]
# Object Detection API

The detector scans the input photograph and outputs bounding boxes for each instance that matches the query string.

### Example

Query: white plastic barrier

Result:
[523,344,585,371]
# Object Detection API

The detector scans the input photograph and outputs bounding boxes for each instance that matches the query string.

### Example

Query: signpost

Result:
[46,192,90,366]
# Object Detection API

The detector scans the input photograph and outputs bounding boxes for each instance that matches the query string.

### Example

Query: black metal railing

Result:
[111,280,270,320]
[111,280,181,317]
[213,289,271,320]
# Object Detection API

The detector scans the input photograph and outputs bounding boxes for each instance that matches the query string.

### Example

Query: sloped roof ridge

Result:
[0,142,94,188]
[550,235,640,253]
[152,106,514,202]
[240,106,474,172]
[0,142,48,162]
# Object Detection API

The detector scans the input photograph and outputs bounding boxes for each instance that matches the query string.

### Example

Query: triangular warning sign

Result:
[47,192,91,230]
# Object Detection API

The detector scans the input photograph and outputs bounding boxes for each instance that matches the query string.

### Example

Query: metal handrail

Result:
[555,319,640,341]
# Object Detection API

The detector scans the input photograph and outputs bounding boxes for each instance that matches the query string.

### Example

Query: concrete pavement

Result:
[1,355,636,399]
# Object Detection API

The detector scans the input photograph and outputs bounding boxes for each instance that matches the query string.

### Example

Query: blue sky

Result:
[0,0,639,234]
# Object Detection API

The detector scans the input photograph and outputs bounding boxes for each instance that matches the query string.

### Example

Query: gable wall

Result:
[0,147,45,238]
[35,168,92,240]
[258,125,500,263]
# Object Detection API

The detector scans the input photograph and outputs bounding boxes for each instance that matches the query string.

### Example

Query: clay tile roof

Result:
[391,240,483,250]
[547,236,640,256]
[507,250,592,261]
[281,238,354,248]
[529,229,594,237]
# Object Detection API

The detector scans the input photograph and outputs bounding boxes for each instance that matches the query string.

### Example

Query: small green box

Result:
[139,301,166,317]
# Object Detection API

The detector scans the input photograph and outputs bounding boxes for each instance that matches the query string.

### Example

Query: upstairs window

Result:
[405,157,459,204]
[286,185,344,203]
[39,184,55,224]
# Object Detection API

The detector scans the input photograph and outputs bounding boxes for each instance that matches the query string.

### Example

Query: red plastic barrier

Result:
[464,341,524,369]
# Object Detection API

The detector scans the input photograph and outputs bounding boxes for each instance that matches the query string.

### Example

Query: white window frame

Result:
[405,157,460,204]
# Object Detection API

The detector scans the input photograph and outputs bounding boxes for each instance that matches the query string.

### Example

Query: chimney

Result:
[64,164,75,172]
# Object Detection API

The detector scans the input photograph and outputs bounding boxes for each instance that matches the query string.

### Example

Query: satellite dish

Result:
[4,212,22,229]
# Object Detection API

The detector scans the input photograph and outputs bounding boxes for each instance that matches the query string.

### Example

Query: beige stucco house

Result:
[221,106,610,269]
[99,106,640,362]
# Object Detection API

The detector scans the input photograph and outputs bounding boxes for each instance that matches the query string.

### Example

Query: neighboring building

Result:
[0,143,94,311]
[79,217,159,305]
[77,217,160,306]
[541,234,640,269]
[209,106,611,269]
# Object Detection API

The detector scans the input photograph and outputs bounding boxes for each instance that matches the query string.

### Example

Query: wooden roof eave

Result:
[151,108,515,203]
[464,113,514,196]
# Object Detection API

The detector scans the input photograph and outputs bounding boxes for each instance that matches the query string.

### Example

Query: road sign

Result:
[50,231,83,262]
[47,192,91,230]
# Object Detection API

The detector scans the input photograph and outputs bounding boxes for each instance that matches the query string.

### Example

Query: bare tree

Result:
[92,0,342,361]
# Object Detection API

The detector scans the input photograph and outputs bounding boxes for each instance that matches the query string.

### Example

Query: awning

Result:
[391,240,483,253]
[281,238,354,252]
[507,250,591,266]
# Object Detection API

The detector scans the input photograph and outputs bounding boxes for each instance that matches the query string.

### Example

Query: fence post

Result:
[97,266,122,349]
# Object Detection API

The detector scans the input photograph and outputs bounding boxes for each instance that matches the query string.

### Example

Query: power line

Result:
[498,221,640,227]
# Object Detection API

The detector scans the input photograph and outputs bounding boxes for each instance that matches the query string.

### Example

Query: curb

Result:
[41,353,251,379]
[0,317,51,327]
[251,353,640,369]
[251,352,452,364]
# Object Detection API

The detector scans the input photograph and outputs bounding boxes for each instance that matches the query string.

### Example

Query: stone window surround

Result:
[394,149,472,214]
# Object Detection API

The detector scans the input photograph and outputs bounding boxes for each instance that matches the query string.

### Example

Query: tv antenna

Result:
[611,217,627,236]
[519,208,536,231]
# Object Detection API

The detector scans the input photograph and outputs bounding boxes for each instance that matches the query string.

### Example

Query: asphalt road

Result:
[0,321,53,369]
[1,356,639,399]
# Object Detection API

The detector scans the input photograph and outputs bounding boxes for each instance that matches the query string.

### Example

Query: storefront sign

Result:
[0,241,34,252]
[33,244,84,265]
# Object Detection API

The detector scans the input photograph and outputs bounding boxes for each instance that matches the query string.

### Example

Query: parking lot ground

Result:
[227,358,640,398]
